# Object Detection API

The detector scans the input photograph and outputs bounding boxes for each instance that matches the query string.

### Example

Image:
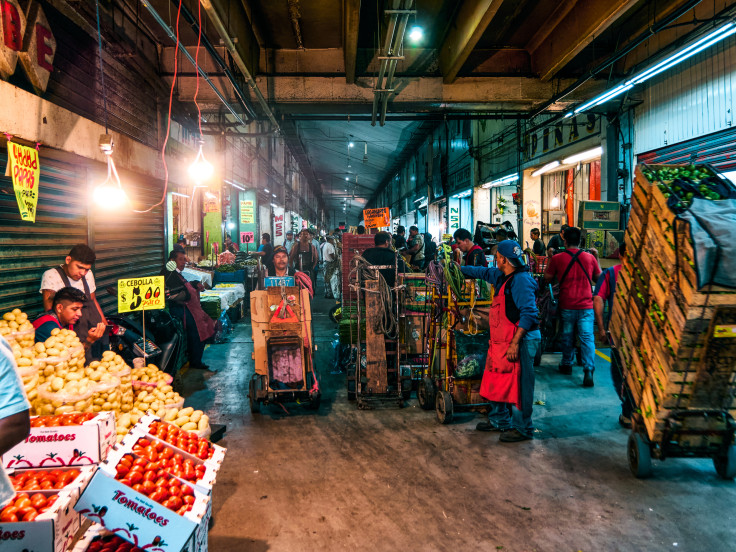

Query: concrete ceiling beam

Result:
[344,0,361,84]
[200,0,260,80]
[529,0,639,82]
[438,0,505,84]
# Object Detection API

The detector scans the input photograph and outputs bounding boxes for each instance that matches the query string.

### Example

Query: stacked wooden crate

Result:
[610,164,736,443]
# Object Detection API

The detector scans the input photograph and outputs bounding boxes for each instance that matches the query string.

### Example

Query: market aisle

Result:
[179,289,736,552]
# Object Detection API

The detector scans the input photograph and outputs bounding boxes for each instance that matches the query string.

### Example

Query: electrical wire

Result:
[134,0,183,214]
[194,0,203,139]
[94,0,108,135]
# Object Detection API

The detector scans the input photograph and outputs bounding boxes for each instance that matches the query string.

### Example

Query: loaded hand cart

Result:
[419,246,494,423]
[611,163,736,478]
[248,280,320,412]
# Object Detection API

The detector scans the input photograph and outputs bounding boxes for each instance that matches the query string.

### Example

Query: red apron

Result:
[182,280,215,342]
[479,278,521,409]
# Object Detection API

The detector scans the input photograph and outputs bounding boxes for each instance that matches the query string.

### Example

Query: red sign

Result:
[0,0,56,93]
[274,213,283,238]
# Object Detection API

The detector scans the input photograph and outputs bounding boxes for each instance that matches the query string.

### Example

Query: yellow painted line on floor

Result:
[596,349,611,362]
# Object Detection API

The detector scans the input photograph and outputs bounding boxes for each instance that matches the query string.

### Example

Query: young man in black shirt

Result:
[361,231,406,288]
[453,228,487,266]
[530,228,546,256]
[546,224,569,257]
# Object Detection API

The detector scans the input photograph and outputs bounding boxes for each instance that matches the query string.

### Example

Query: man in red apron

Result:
[162,251,216,371]
[460,240,541,442]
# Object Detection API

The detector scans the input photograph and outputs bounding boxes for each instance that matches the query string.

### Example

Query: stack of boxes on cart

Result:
[610,163,736,444]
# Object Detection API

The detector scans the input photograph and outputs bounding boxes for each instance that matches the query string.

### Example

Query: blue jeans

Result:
[560,308,595,372]
[487,330,541,437]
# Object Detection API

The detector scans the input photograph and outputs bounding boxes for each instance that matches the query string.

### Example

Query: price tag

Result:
[241,231,255,244]
[118,276,165,313]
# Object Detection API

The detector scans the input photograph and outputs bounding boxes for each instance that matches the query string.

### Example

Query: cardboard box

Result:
[75,469,210,552]
[579,200,620,230]
[2,412,116,469]
[0,490,79,552]
[73,521,209,552]
[133,415,227,466]
[113,432,219,495]
[6,465,96,502]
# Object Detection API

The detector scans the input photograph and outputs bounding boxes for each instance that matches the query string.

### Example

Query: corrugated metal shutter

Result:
[637,125,736,171]
[91,172,165,314]
[0,148,88,316]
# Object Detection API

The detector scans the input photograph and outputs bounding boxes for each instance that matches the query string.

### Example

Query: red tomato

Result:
[128,471,144,485]
[141,481,156,495]
[22,509,38,521]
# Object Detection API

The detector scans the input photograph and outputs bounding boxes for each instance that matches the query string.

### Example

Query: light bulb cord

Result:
[95,0,108,134]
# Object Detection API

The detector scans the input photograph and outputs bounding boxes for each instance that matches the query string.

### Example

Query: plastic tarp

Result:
[678,198,736,289]
[453,330,488,379]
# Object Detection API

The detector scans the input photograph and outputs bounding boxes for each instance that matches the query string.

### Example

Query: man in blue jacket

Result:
[460,240,541,442]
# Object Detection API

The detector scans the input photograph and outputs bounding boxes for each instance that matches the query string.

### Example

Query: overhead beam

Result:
[529,0,639,82]
[438,0,505,84]
[344,0,361,84]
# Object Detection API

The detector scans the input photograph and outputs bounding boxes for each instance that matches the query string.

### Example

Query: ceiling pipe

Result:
[380,0,413,126]
[200,0,280,131]
[371,3,400,126]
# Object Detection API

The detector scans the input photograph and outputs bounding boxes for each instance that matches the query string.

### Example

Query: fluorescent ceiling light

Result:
[348,142,354,148]
[413,196,427,203]
[171,192,190,199]
[568,21,736,117]
[408,26,423,43]
[264,188,270,193]
[563,146,603,165]
[451,190,472,199]
[224,179,245,191]
[482,174,518,189]
[531,161,560,177]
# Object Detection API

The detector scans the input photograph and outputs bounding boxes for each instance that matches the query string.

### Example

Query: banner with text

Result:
[363,207,390,228]
[8,142,40,222]
[118,276,165,313]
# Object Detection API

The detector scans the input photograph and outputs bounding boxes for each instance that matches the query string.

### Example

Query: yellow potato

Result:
[181,422,198,431]
[198,415,209,430]
[190,410,203,423]
[173,416,190,427]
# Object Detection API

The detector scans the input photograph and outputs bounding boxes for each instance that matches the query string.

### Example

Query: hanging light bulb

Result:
[93,134,129,209]
[551,195,560,208]
[189,141,214,183]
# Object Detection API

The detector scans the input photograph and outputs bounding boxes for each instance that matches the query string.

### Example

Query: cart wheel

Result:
[628,432,652,478]
[417,377,435,411]
[714,445,736,479]
[307,391,321,411]
[435,390,454,424]
[248,376,260,414]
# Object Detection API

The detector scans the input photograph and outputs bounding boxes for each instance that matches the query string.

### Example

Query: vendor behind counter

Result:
[362,231,406,288]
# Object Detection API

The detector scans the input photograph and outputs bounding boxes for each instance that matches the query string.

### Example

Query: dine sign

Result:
[117,276,165,313]
[7,142,39,222]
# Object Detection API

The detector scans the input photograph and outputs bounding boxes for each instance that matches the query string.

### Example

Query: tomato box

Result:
[74,468,210,552]
[134,415,226,466]
[72,519,209,552]
[2,412,116,469]
[0,490,79,552]
[6,465,96,502]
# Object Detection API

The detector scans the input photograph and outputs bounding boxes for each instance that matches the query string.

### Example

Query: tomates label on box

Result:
[2,412,116,469]
[75,470,209,551]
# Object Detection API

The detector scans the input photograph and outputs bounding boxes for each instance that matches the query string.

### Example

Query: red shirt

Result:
[596,264,622,301]
[545,248,601,310]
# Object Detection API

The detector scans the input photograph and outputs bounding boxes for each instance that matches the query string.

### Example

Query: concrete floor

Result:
[182,284,736,552]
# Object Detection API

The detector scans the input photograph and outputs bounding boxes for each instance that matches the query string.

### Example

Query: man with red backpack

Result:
[544,226,601,387]
[453,228,487,266]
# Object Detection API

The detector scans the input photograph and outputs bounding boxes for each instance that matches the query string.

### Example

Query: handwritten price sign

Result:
[363,207,390,228]
[117,276,165,313]
[8,142,40,222]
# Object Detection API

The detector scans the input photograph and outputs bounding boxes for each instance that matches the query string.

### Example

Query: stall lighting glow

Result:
[171,192,191,199]
[345,177,350,181]
[531,161,560,177]
[563,146,603,165]
[408,26,424,43]
[348,142,354,148]
[482,174,519,189]
[566,21,736,117]
[93,140,129,210]
[270,203,278,208]
[451,190,472,199]
[224,179,245,191]
[551,196,560,208]
[188,142,214,183]
[205,191,216,200]
[227,222,235,229]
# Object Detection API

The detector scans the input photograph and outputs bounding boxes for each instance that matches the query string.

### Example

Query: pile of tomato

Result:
[114,454,195,515]
[132,438,207,483]
[0,492,59,522]
[30,412,97,427]
[84,534,144,552]
[9,468,82,491]
[148,421,214,460]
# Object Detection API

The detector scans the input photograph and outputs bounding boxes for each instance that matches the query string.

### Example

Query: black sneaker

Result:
[583,371,594,387]
[499,429,532,442]
[476,421,503,432]
[558,364,572,375]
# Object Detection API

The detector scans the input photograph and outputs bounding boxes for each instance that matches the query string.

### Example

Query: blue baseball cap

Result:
[497,240,526,267]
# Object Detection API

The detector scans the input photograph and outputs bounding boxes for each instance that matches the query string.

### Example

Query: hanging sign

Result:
[117,276,165,313]
[240,231,254,244]
[363,207,390,228]
[273,206,284,241]
[7,142,40,222]
[240,200,255,224]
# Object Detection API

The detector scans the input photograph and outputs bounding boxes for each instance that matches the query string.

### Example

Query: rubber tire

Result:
[248,377,260,414]
[628,432,652,478]
[714,445,736,479]
[417,377,436,410]
[435,390,454,424]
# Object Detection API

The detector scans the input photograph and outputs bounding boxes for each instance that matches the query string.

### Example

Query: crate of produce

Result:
[0,489,79,552]
[133,415,226,465]
[612,163,736,442]
[6,465,95,501]
[212,268,245,285]
[2,412,116,469]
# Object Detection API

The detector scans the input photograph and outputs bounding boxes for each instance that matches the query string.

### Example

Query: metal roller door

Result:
[638,126,736,171]
[91,171,165,314]
[0,148,88,316]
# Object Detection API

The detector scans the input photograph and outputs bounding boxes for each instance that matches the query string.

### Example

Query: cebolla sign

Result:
[0,0,56,93]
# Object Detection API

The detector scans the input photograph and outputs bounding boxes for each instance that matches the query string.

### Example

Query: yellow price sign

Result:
[118,276,165,313]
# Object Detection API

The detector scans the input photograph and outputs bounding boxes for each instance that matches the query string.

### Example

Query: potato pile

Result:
[11,342,39,403]
[0,308,35,347]
[88,351,132,412]
[34,328,85,385]
[115,406,210,442]
[131,363,173,386]
[36,380,94,415]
